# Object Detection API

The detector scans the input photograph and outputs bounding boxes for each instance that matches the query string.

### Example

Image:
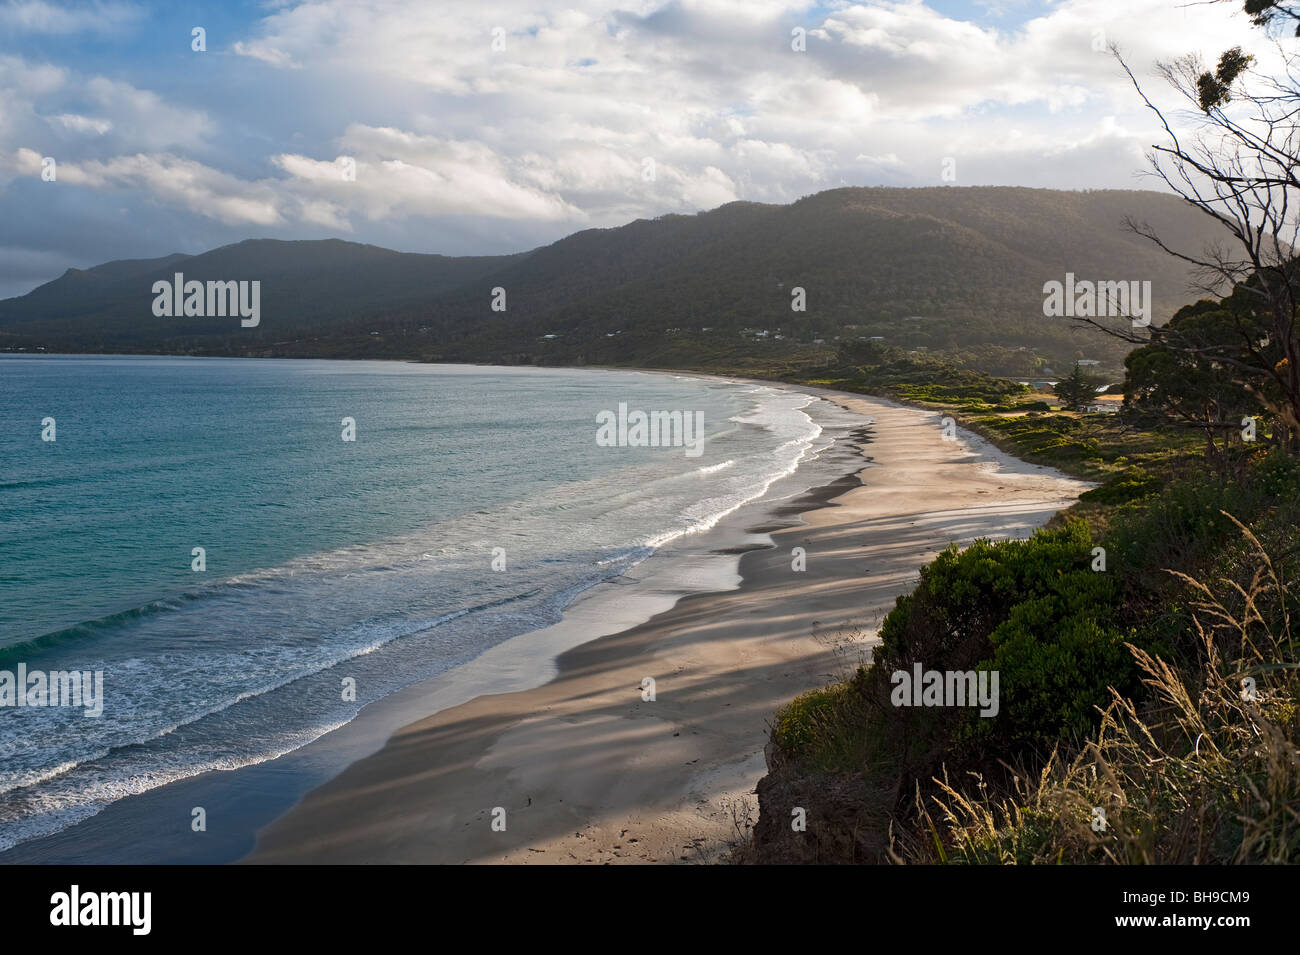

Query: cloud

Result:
[82,77,211,150]
[231,41,300,69]
[0,55,211,164]
[52,113,112,135]
[8,147,282,225]
[0,0,142,34]
[4,122,591,232]
[0,0,1283,298]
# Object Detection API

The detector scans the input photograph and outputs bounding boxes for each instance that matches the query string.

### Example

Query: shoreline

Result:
[0,373,1090,865]
[0,372,864,864]
[245,390,1090,864]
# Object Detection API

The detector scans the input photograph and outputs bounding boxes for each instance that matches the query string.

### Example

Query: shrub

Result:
[983,592,1138,749]
[1105,449,1300,578]
[908,519,1300,864]
[1079,470,1162,505]
[872,520,1132,761]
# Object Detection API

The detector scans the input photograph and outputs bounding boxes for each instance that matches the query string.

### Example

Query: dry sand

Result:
[246,392,1090,864]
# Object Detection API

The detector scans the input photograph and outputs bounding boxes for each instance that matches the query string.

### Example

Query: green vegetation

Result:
[880,521,1138,751]
[747,265,1300,863]
[766,520,1137,765]
[1123,294,1274,458]
[798,339,1200,487]
[761,444,1300,864]
[1053,363,1105,411]
[916,515,1299,865]
[748,142,1300,867]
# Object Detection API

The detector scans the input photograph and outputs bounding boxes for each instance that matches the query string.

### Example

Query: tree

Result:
[1123,297,1268,455]
[1076,3,1300,452]
[1055,364,1104,411]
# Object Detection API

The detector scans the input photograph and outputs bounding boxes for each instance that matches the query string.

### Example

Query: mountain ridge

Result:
[0,186,1234,375]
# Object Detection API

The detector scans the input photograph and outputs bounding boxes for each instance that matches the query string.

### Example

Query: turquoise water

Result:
[0,355,829,850]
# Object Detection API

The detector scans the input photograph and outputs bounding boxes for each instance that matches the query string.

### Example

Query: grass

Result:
[770,671,884,775]
[756,348,1300,864]
[900,517,1299,864]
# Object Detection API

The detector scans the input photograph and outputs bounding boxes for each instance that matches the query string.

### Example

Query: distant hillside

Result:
[0,239,524,352]
[0,187,1233,376]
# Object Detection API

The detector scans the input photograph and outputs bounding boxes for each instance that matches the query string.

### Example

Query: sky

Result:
[0,0,1273,298]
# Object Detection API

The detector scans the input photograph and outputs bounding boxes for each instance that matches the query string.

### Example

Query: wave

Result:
[0,587,546,799]
[0,716,354,854]
[0,377,836,855]
[0,477,75,492]
[640,394,823,548]
[0,594,203,661]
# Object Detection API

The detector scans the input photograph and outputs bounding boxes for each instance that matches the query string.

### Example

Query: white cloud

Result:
[231,41,300,69]
[0,0,1285,292]
[82,77,211,149]
[0,0,142,34]
[52,113,111,134]
[210,0,1264,205]
[0,55,211,167]
[8,148,282,225]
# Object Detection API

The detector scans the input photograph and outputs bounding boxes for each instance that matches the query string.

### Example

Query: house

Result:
[1084,395,1124,414]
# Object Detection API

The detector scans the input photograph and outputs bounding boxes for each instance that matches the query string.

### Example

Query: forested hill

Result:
[0,186,1231,376]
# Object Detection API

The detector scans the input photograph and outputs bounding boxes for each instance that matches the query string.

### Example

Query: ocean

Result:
[0,355,859,854]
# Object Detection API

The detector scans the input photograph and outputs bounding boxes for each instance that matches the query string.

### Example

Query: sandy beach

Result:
[244,391,1089,864]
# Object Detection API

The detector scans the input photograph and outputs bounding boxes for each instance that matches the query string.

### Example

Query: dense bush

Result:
[761,407,1300,865]
[982,587,1137,749]
[873,521,1132,755]
[1106,448,1300,577]
[1078,470,1162,504]
[909,522,1300,864]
